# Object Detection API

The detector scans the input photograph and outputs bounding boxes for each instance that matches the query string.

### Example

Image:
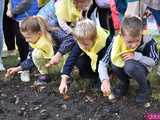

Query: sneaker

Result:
[0,63,5,71]
[33,74,51,86]
[8,50,17,56]
[20,70,30,82]
[113,81,129,97]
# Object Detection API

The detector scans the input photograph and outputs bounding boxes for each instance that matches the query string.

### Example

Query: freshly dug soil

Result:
[0,75,160,120]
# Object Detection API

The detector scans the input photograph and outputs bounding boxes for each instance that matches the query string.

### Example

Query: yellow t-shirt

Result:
[55,0,81,22]
[111,35,134,68]
[30,35,54,59]
[79,26,110,71]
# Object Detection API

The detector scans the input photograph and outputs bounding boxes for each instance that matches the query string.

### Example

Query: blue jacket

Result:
[11,0,38,21]
[38,0,58,27]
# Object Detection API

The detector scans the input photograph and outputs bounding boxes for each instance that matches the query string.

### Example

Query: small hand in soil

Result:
[5,73,9,78]
[4,72,14,81]
[63,94,71,101]
[103,92,111,97]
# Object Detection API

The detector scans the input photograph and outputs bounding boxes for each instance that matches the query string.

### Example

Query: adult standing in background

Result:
[6,0,38,63]
[3,0,17,57]
[0,0,5,71]
[6,0,38,80]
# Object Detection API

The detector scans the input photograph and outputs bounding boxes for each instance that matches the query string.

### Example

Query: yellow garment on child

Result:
[30,35,54,74]
[79,26,110,71]
[38,0,49,8]
[55,0,81,22]
[111,35,134,68]
[30,35,54,59]
[32,51,55,74]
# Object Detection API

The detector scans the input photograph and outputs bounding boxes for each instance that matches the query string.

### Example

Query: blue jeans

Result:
[112,60,149,93]
[0,1,4,62]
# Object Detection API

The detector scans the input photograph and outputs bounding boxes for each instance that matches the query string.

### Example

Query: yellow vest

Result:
[79,26,110,71]
[55,0,81,22]
[30,35,54,59]
[38,0,49,8]
[111,35,134,68]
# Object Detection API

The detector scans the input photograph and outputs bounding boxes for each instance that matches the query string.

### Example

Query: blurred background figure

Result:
[0,0,5,71]
[3,0,17,57]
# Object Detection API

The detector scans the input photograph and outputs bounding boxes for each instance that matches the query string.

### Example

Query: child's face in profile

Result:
[78,37,95,50]
[22,31,41,44]
[123,31,142,49]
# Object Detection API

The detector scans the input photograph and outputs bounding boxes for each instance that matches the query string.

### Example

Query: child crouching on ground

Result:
[6,16,75,85]
[6,16,56,85]
[59,19,110,95]
[99,16,159,104]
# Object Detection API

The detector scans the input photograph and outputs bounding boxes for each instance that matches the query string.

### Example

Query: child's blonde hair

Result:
[74,19,97,42]
[121,16,144,37]
[20,16,53,44]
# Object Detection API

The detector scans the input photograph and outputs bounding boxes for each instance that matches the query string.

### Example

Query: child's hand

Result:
[59,75,69,94]
[101,79,111,96]
[45,52,62,67]
[6,67,21,77]
[121,52,134,61]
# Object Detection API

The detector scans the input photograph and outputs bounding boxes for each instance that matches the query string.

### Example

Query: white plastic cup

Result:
[20,71,30,82]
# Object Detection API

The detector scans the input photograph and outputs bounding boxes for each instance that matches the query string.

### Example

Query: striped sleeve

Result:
[134,39,159,67]
[149,40,159,64]
[98,41,113,82]
[101,40,113,64]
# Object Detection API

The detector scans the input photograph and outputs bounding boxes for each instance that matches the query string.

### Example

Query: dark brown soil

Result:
[0,73,160,120]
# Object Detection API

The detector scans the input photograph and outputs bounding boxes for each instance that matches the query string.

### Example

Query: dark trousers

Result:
[112,60,149,92]
[87,0,115,38]
[3,1,29,62]
[14,21,29,62]
[76,54,98,78]
[3,1,15,51]
[98,7,115,37]
[75,44,108,88]
[76,54,100,88]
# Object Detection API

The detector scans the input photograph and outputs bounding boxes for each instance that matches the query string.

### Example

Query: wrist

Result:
[102,79,109,83]
[17,66,22,71]
[102,79,110,86]
[61,75,69,81]
[55,52,62,58]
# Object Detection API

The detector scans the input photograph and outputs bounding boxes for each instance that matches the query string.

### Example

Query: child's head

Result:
[74,0,92,11]
[20,16,52,44]
[74,19,97,50]
[121,16,144,49]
